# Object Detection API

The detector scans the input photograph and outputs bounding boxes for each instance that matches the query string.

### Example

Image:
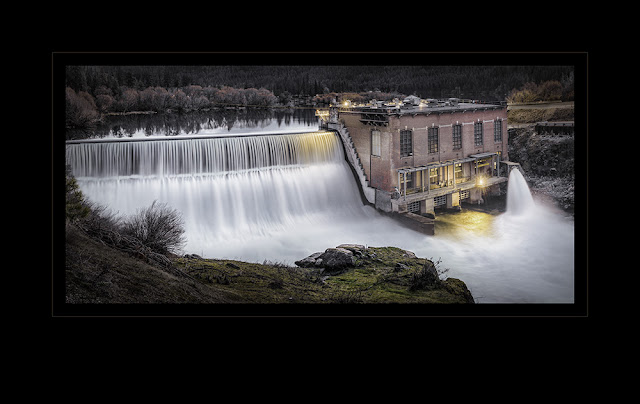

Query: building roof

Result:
[342,101,506,116]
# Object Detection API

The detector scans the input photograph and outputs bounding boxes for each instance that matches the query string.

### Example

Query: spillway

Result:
[66,131,403,261]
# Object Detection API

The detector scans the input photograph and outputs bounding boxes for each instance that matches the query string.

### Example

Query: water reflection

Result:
[66,108,319,140]
[435,208,498,238]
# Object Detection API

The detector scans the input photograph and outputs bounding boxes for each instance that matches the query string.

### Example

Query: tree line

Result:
[66,65,574,102]
[65,84,279,129]
[65,65,575,129]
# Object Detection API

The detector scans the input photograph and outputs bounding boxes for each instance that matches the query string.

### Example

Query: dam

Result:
[66,128,574,303]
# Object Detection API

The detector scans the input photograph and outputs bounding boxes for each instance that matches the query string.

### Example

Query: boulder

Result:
[319,248,356,271]
[294,251,323,268]
[336,244,365,252]
[295,246,357,274]
[336,243,366,257]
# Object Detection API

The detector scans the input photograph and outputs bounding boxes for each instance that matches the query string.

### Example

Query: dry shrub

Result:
[120,200,186,256]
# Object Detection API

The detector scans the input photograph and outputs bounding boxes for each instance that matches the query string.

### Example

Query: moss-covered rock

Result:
[174,245,475,304]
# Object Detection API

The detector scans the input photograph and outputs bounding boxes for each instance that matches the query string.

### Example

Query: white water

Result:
[67,132,574,303]
[424,168,574,303]
[506,168,535,215]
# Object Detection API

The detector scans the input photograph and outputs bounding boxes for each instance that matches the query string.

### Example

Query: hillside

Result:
[507,103,575,212]
[65,223,241,303]
[64,224,474,305]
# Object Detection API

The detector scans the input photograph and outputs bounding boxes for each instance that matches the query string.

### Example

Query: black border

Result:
[52,52,588,318]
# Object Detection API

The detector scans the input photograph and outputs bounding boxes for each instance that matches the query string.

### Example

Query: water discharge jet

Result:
[506,167,535,215]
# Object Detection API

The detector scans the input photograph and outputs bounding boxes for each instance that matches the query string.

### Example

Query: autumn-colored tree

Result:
[117,87,140,112]
[65,87,100,128]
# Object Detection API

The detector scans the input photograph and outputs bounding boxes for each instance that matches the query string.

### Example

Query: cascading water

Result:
[506,167,535,215]
[66,132,404,261]
[66,131,575,303]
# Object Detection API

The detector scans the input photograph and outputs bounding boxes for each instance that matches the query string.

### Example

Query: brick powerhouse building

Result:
[330,98,509,216]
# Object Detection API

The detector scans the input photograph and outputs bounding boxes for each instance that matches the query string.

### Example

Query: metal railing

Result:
[401,176,475,197]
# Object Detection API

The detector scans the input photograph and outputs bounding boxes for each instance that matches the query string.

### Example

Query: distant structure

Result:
[326,97,510,220]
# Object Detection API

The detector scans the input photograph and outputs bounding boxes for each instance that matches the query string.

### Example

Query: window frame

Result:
[400,129,413,157]
[428,126,439,154]
[371,129,381,157]
[494,119,503,143]
[452,124,462,150]
[474,122,483,146]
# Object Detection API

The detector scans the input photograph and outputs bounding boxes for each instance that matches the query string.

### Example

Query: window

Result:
[429,167,439,185]
[428,127,439,154]
[474,122,483,146]
[494,119,503,142]
[407,201,420,213]
[400,130,412,157]
[454,163,462,179]
[371,130,381,156]
[452,124,462,149]
[401,171,413,190]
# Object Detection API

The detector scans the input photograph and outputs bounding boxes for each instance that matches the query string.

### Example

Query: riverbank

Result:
[506,100,574,213]
[65,223,474,305]
[508,125,574,213]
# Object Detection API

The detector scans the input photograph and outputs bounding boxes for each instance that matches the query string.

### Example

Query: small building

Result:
[328,99,509,216]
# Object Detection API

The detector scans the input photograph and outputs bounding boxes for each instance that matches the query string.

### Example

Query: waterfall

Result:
[506,168,535,215]
[66,131,375,258]
[65,131,341,178]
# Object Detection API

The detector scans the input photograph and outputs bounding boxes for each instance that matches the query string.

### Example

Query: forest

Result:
[66,65,574,101]
[64,65,575,129]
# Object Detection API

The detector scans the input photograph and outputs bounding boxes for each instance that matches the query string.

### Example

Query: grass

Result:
[65,221,474,304]
[173,246,474,304]
[507,106,574,124]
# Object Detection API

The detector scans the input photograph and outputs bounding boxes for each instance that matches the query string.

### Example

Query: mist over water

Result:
[67,132,574,303]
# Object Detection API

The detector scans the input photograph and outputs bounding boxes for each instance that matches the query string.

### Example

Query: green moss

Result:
[172,246,474,304]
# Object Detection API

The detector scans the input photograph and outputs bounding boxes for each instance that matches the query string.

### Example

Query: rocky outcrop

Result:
[294,251,324,268]
[318,248,356,272]
[508,126,575,212]
[295,244,475,303]
[295,245,361,274]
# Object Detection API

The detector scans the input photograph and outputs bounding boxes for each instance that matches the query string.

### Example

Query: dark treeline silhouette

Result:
[66,65,574,102]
